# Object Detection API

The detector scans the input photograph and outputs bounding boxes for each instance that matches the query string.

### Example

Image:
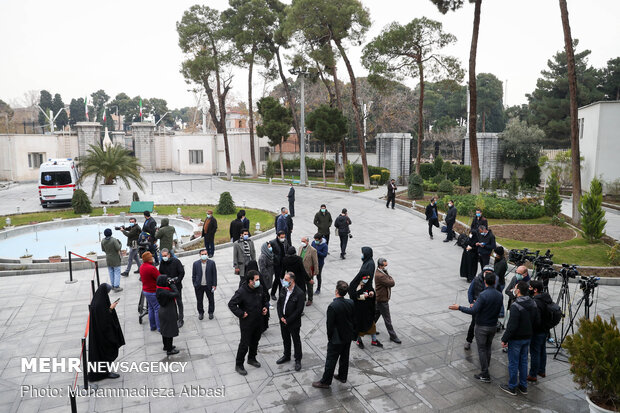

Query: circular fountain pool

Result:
[0,216,196,259]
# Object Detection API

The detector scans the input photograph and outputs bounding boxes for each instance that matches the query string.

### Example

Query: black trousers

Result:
[280,322,302,361]
[162,336,174,351]
[322,233,330,245]
[374,301,397,339]
[271,269,283,297]
[467,314,476,343]
[445,221,455,241]
[338,233,348,256]
[479,254,490,271]
[428,218,439,236]
[386,195,395,208]
[195,285,215,315]
[176,288,184,321]
[320,342,351,385]
[316,264,324,291]
[289,201,295,217]
[236,322,262,365]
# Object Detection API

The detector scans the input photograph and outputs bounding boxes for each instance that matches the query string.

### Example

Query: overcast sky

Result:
[1,0,618,110]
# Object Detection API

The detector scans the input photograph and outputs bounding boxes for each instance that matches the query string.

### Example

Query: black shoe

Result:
[271,294,277,301]
[312,381,330,389]
[208,255,213,258]
[276,356,291,365]
[443,239,450,243]
[121,271,129,277]
[333,374,346,383]
[390,336,402,344]
[107,372,120,379]
[133,270,140,274]
[474,374,491,383]
[198,313,204,320]
[499,384,517,396]
[167,349,180,356]
[163,345,177,351]
[371,340,383,348]
[430,235,434,239]
[295,361,301,371]
[315,289,320,295]
[247,359,261,368]
[177,320,184,328]
[356,339,364,349]
[209,313,214,320]
[518,385,528,395]
[236,365,247,376]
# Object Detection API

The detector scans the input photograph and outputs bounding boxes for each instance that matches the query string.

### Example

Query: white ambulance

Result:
[38,159,80,208]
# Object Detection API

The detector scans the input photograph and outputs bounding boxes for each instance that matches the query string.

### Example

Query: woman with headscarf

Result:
[247,260,271,333]
[349,247,382,349]
[459,230,479,282]
[156,275,180,355]
[258,241,275,292]
[88,283,125,381]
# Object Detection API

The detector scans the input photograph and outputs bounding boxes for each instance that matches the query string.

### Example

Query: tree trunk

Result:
[332,63,348,166]
[275,48,301,149]
[559,0,581,223]
[334,143,339,183]
[481,111,486,133]
[279,143,284,181]
[468,0,482,195]
[415,58,424,174]
[248,49,258,178]
[334,39,370,189]
[322,143,327,186]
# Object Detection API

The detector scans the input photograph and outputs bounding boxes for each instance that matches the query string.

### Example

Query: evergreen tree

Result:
[408,173,424,199]
[216,192,236,215]
[52,94,68,130]
[578,177,606,242]
[38,90,53,130]
[544,170,562,216]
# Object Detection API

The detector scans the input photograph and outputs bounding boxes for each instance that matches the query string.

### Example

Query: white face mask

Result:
[301,242,307,248]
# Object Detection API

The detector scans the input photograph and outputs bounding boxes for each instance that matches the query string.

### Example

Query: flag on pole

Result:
[84,96,89,121]
[139,99,143,120]
[102,106,106,122]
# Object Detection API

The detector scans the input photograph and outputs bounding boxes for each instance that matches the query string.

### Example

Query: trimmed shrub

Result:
[579,177,607,243]
[380,169,391,185]
[423,180,438,192]
[442,194,545,219]
[266,162,275,179]
[551,215,566,227]
[238,161,247,178]
[71,189,92,214]
[438,179,454,196]
[132,191,140,201]
[433,155,444,175]
[508,173,520,198]
[419,163,435,179]
[544,170,562,216]
[408,173,424,199]
[344,163,353,188]
[432,174,443,185]
[216,191,235,215]
[370,174,382,184]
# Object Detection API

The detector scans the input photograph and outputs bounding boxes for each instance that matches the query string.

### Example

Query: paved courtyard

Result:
[1,175,619,413]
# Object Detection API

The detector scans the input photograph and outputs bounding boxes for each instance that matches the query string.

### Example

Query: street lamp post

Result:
[289,67,310,185]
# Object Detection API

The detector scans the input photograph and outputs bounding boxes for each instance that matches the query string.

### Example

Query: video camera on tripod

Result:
[560,263,579,279]
[508,248,537,266]
[532,249,559,282]
[579,275,599,292]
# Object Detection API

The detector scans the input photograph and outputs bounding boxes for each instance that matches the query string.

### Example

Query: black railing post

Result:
[95,262,100,287]
[69,390,77,413]
[81,337,88,390]
[65,252,77,284]
[90,280,95,296]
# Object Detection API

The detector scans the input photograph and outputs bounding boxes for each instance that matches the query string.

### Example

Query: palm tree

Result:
[78,144,146,197]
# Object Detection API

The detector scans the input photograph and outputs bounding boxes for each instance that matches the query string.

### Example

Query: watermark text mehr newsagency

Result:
[21,358,187,374]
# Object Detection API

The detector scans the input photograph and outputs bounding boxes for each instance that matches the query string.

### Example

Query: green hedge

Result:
[352,164,389,184]
[419,162,471,186]
[438,194,545,219]
[268,157,336,173]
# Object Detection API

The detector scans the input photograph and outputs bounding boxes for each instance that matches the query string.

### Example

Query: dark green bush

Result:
[423,180,438,192]
[408,173,424,199]
[545,170,562,216]
[522,165,541,188]
[238,161,247,178]
[432,174,444,185]
[216,191,236,215]
[71,189,92,214]
[379,169,391,185]
[266,162,275,179]
[419,163,435,179]
[440,194,545,219]
[438,179,454,196]
[351,164,385,184]
[344,163,353,188]
[433,155,444,175]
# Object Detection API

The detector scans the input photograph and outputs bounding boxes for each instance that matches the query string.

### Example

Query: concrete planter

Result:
[587,394,616,413]
[48,255,62,263]
[19,256,33,264]
[100,184,119,204]
[85,253,98,261]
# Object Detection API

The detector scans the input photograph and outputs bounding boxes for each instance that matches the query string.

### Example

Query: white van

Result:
[39,159,80,208]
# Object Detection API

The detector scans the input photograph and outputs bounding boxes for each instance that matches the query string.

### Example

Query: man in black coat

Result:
[229,212,245,243]
[444,200,457,242]
[281,246,309,297]
[192,249,218,320]
[386,179,397,209]
[276,272,305,371]
[159,248,185,327]
[228,271,269,376]
[270,231,289,300]
[120,217,141,276]
[287,184,295,217]
[312,280,356,389]
[470,208,488,235]
[425,197,439,239]
[476,225,497,271]
[201,210,218,258]
[143,211,157,239]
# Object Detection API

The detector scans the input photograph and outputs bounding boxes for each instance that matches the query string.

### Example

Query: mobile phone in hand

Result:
[113,297,121,304]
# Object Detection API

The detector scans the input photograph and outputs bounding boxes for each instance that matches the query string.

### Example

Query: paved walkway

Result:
[1,175,618,412]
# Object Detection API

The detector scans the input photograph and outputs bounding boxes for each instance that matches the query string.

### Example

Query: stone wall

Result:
[376,133,412,183]
[75,122,102,158]
[132,123,156,172]
[463,133,503,183]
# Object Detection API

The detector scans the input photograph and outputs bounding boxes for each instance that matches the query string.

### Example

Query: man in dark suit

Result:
[287,184,295,217]
[270,231,289,300]
[192,249,217,320]
[276,272,305,371]
[312,280,356,388]
[229,211,245,243]
[386,179,397,209]
[425,197,439,239]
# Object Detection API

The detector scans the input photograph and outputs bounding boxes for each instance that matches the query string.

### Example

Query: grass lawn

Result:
[497,236,611,267]
[456,215,553,226]
[1,205,276,246]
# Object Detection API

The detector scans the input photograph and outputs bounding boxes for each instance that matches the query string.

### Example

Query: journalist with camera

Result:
[118,218,142,277]
[159,248,185,328]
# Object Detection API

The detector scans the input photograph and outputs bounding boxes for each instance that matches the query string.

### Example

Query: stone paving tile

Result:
[1,176,617,412]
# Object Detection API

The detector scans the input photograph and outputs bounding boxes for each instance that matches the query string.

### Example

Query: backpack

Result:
[138,231,151,246]
[456,233,468,248]
[545,302,562,330]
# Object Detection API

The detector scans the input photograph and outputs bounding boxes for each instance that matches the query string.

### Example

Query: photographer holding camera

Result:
[119,218,141,277]
[528,280,553,383]
[159,248,185,328]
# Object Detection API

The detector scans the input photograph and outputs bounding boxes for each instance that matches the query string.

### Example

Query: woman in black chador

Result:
[459,231,479,282]
[156,275,180,355]
[88,283,125,381]
[349,247,382,349]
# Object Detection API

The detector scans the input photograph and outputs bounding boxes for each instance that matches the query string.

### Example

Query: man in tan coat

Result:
[298,236,319,306]
[374,258,401,344]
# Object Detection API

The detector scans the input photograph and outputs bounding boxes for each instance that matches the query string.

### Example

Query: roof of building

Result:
[578,100,620,110]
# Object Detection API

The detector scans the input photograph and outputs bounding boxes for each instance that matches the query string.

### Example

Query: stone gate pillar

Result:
[132,122,156,171]
[376,132,412,183]
[75,122,102,158]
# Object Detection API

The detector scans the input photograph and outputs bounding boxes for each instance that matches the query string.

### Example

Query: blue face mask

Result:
[254,280,260,288]
[206,214,211,219]
[362,278,369,284]
[476,213,481,217]
[361,253,365,260]
[128,223,134,227]
[200,255,208,261]
[243,235,249,240]
[162,256,169,262]
[321,209,326,213]
[516,273,523,281]
[282,280,290,288]
[268,247,273,252]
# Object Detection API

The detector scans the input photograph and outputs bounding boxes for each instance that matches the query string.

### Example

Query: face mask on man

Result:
[254,280,260,288]
[162,256,169,262]
[128,223,134,227]
[516,273,523,281]
[206,214,211,219]
[476,212,481,217]
[282,280,290,288]
[243,234,249,240]
[321,208,326,213]
[449,204,453,208]
[279,237,285,243]
[301,242,307,248]
[200,254,208,261]
[268,246,273,252]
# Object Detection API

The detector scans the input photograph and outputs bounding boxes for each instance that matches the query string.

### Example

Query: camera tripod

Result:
[553,280,597,359]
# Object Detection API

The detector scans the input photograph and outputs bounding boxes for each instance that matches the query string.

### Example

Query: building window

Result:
[189,150,203,164]
[28,153,45,168]
[579,118,584,139]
